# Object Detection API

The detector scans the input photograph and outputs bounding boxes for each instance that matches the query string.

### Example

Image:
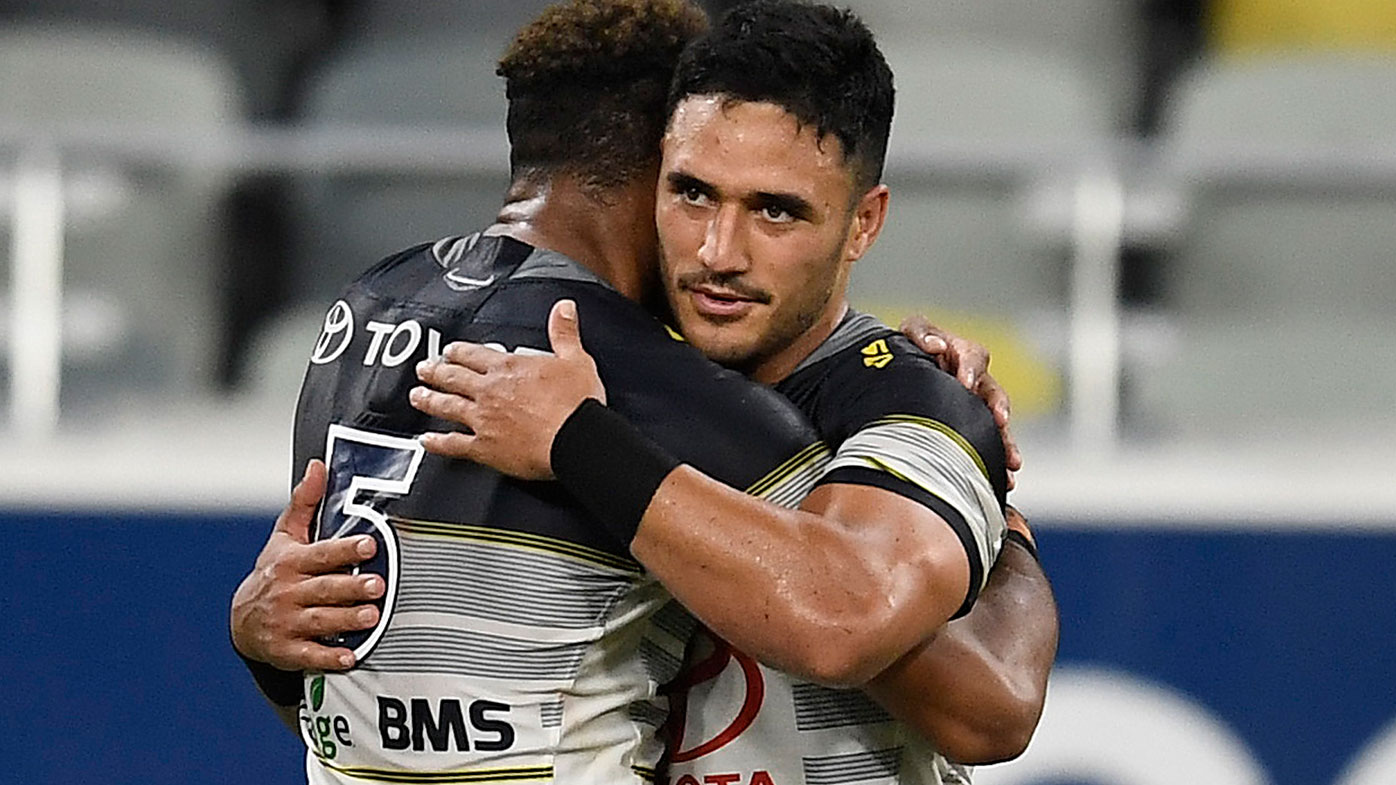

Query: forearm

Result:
[630,467,954,687]
[862,538,1057,763]
[549,401,969,686]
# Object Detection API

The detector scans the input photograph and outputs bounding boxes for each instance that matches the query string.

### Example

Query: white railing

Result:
[6,126,1396,447]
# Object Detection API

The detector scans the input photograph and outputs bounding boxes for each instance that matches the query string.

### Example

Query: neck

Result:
[747,298,850,385]
[486,171,660,305]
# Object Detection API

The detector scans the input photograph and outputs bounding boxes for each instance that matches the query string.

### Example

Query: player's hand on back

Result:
[412,299,607,481]
[900,314,1022,489]
[230,460,384,672]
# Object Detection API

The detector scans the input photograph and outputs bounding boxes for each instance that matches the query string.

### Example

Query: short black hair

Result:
[498,0,708,190]
[668,0,893,191]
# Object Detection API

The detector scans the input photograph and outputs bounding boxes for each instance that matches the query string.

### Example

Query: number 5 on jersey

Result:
[315,424,426,661]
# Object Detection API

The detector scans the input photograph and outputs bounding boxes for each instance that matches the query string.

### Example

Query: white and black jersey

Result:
[292,234,826,785]
[666,311,1009,785]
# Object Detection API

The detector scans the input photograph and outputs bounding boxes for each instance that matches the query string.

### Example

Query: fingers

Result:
[1003,426,1023,473]
[418,430,480,460]
[282,642,358,672]
[441,341,507,374]
[296,535,376,574]
[276,459,328,543]
[417,357,485,399]
[899,314,950,355]
[979,374,1012,429]
[547,299,586,360]
[293,572,385,607]
[410,386,479,429]
[300,604,380,638]
[948,336,990,390]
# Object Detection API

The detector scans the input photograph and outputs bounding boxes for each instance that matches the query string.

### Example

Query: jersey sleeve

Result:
[813,335,1009,617]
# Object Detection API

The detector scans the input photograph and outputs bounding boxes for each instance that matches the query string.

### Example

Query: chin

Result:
[684,330,755,370]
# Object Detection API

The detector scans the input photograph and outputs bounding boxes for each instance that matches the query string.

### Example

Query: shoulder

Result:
[785,320,1006,501]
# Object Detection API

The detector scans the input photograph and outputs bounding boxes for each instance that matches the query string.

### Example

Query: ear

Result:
[844,183,890,263]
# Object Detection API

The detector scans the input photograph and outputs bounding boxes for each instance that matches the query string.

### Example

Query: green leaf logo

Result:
[310,674,326,712]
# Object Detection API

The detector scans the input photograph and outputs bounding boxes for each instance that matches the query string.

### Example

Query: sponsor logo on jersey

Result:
[860,338,893,369]
[670,632,765,764]
[377,695,516,753]
[310,300,355,365]
[303,675,354,761]
[671,772,776,785]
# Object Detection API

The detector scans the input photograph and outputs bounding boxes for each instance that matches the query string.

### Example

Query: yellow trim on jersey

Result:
[391,517,641,573]
[860,455,914,485]
[744,441,831,498]
[869,414,990,482]
[313,758,553,783]
[632,765,658,783]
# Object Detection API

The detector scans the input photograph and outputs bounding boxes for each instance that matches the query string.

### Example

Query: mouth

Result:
[686,284,763,320]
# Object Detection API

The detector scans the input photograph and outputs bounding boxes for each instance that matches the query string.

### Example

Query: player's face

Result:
[656,96,888,383]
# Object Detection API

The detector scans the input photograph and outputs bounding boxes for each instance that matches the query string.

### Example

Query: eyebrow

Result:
[666,170,816,222]
[666,171,716,199]
[748,191,815,222]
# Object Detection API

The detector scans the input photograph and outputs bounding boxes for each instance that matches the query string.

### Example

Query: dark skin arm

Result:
[866,510,1057,763]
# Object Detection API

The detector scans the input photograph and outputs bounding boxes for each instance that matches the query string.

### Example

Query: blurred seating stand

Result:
[0,24,243,433]
[1,10,1396,454]
[1133,54,1396,436]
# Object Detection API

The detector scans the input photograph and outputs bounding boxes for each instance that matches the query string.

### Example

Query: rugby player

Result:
[231,1,1054,782]
[408,2,1055,782]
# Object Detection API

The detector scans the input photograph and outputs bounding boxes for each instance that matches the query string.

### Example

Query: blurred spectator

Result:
[1139,0,1207,135]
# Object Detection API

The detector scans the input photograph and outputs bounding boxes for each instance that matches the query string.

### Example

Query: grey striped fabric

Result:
[803,747,903,785]
[627,700,670,729]
[826,419,1004,584]
[540,699,564,729]
[395,533,632,629]
[638,638,683,684]
[792,682,894,731]
[360,625,588,680]
[760,446,834,508]
[650,600,699,644]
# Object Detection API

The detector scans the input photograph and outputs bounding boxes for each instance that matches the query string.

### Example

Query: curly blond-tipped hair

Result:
[499,0,708,189]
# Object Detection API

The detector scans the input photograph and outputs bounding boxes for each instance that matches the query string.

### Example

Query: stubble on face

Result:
[656,98,859,383]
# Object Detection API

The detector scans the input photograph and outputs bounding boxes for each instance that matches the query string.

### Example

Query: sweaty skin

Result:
[231,71,1049,771]
[409,94,1055,760]
[412,300,1053,760]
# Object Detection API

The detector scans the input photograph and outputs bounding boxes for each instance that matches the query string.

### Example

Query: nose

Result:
[697,204,749,274]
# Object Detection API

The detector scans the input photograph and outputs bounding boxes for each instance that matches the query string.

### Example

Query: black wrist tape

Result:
[236,649,304,707]
[1005,528,1040,564]
[550,398,682,545]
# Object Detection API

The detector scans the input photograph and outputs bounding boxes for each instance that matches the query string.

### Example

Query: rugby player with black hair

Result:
[231,2,1054,783]
[409,2,1055,782]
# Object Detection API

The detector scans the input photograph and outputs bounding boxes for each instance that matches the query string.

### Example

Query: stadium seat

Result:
[1135,55,1396,432]
[847,0,1144,129]
[0,24,242,413]
[288,34,511,306]
[335,0,559,44]
[0,0,322,118]
[853,41,1112,320]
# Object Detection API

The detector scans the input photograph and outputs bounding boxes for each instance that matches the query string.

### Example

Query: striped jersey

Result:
[291,234,826,785]
[665,311,1010,785]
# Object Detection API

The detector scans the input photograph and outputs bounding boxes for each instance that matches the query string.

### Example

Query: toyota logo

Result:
[310,300,355,365]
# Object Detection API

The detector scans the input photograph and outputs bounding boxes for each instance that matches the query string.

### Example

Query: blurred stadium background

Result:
[2,0,1395,783]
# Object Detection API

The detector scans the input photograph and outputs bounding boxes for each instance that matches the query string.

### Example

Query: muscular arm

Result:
[866,529,1057,763]
[410,306,988,687]
[632,473,973,688]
